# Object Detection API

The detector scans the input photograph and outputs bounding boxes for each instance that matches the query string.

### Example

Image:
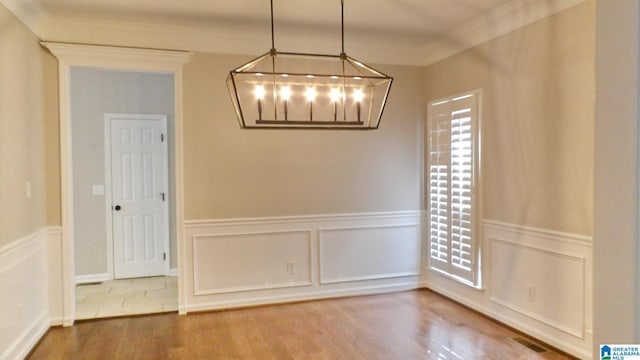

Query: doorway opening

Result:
[43,42,191,325]
[69,68,177,320]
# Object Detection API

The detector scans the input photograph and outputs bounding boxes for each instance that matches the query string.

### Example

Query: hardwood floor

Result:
[28,289,576,359]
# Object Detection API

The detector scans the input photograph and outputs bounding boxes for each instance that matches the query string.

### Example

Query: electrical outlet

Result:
[527,286,536,303]
[286,261,295,275]
[92,185,105,195]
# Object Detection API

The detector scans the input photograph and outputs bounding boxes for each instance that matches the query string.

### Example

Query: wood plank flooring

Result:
[28,289,577,359]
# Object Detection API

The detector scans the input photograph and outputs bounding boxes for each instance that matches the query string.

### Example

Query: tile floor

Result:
[75,276,178,320]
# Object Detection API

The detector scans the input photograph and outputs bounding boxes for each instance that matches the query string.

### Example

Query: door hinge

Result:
[161,192,165,201]
[161,133,165,142]
[163,252,166,261]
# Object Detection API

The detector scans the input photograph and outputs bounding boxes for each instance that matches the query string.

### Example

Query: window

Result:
[427,90,481,287]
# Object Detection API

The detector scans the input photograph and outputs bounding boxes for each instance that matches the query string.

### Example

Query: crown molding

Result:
[0,0,47,34]
[6,0,586,66]
[419,0,586,65]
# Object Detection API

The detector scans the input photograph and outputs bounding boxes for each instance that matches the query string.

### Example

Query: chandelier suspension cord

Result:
[270,0,345,54]
[270,0,276,50]
[269,0,277,119]
[341,0,345,55]
[340,0,347,121]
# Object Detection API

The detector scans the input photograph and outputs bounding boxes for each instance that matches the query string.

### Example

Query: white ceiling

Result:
[36,0,511,39]
[5,0,585,65]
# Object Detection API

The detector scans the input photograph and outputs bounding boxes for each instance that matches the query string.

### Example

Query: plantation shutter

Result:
[427,92,479,286]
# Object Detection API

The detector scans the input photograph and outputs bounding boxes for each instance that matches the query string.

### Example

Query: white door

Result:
[109,114,169,279]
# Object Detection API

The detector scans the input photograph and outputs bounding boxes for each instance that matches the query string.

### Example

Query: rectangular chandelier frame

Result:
[227,50,393,130]
[226,0,393,130]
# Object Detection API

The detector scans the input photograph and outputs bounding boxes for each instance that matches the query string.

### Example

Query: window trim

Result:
[426,89,483,289]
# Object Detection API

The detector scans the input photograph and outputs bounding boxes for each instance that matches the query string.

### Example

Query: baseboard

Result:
[185,281,423,313]
[1,310,49,360]
[74,273,110,284]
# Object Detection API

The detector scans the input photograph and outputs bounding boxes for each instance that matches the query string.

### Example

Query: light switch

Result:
[25,181,31,199]
[92,185,105,195]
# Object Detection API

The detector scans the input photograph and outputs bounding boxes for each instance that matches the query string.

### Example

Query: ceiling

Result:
[6,0,584,65]
[36,0,512,40]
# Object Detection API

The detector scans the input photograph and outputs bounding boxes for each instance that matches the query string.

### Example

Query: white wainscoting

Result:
[193,230,312,295]
[0,228,51,360]
[47,226,64,326]
[423,220,593,360]
[183,211,423,312]
[319,224,420,284]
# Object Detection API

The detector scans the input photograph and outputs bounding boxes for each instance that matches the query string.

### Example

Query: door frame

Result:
[105,113,170,279]
[42,42,192,325]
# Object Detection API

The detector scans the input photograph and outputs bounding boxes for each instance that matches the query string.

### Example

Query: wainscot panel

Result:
[193,230,312,295]
[0,228,51,360]
[319,224,421,284]
[489,236,585,338]
[183,211,423,312]
[423,220,593,360]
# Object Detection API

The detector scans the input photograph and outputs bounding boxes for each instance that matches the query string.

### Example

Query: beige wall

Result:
[0,3,51,247]
[183,53,423,219]
[70,68,176,275]
[423,1,594,235]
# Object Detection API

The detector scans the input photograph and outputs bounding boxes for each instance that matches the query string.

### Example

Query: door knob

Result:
[114,205,122,211]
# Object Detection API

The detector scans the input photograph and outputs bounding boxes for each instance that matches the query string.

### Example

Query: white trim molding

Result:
[74,273,110,285]
[183,211,423,313]
[40,42,192,71]
[40,41,192,325]
[424,220,593,360]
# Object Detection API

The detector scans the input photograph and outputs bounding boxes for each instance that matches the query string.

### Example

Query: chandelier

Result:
[227,0,393,130]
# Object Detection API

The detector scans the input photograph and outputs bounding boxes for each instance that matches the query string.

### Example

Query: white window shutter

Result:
[427,92,480,287]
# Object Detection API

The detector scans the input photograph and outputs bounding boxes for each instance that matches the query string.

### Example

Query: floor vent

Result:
[511,337,548,353]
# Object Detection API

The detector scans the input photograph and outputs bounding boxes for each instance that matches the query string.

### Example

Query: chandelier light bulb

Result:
[254,85,266,100]
[305,87,317,102]
[280,86,292,101]
[353,88,364,103]
[330,88,342,103]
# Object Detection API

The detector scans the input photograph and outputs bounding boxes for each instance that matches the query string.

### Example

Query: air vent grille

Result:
[511,337,548,353]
